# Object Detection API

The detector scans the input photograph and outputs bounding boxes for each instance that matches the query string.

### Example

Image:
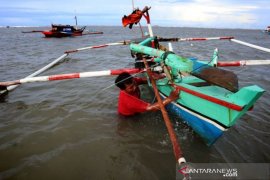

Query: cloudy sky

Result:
[0,0,269,29]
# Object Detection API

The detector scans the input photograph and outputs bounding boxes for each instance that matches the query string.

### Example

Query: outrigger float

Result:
[1,6,270,165]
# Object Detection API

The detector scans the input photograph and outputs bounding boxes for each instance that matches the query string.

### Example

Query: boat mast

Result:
[75,15,78,29]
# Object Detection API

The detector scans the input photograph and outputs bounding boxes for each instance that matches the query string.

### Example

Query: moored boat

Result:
[42,24,86,38]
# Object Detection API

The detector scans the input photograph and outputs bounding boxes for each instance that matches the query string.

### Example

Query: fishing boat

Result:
[1,5,270,166]
[22,25,103,37]
[42,15,86,38]
[22,16,103,37]
[130,37,264,146]
[42,24,86,38]
[120,6,266,146]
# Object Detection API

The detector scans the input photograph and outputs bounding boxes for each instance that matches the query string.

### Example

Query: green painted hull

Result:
[157,77,264,127]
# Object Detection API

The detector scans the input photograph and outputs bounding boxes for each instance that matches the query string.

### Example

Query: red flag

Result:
[122,9,143,29]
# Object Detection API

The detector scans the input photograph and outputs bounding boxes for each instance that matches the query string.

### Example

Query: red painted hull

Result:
[42,24,85,38]
[42,30,83,38]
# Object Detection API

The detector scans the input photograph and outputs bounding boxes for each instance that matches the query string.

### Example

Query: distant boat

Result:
[22,16,103,37]
[42,24,86,38]
[264,26,270,34]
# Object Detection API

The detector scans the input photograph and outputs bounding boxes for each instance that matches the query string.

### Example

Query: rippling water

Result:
[0,26,269,179]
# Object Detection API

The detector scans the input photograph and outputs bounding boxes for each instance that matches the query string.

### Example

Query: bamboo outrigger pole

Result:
[0,68,142,87]
[144,7,153,37]
[217,60,270,67]
[1,40,131,95]
[82,31,103,36]
[21,30,44,33]
[158,36,234,42]
[65,42,129,54]
[142,58,186,165]
[231,39,270,53]
[0,53,68,95]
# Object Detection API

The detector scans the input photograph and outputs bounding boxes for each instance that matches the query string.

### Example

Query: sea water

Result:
[0,26,269,179]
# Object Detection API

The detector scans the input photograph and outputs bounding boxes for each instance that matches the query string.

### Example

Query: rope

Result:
[97,69,145,94]
[91,62,164,111]
[161,51,175,61]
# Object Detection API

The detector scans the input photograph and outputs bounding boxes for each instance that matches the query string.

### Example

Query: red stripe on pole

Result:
[220,36,234,40]
[144,11,151,24]
[151,40,155,48]
[48,73,80,81]
[111,68,141,75]
[217,61,241,67]
[0,80,21,86]
[65,50,78,54]
[190,37,234,41]
[92,45,108,49]
[172,84,244,111]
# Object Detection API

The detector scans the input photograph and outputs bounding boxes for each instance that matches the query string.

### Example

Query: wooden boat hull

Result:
[130,37,265,145]
[161,93,224,145]
[42,24,85,38]
[42,31,83,38]
[157,80,264,145]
